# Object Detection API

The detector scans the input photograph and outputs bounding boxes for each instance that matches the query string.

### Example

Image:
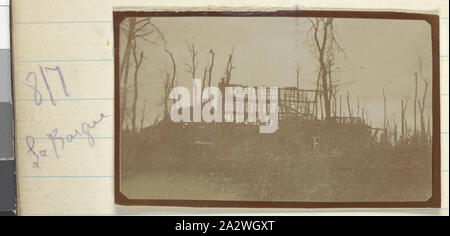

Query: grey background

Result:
[0,50,11,103]
[0,102,13,158]
[0,49,13,159]
[0,49,15,214]
[0,161,15,211]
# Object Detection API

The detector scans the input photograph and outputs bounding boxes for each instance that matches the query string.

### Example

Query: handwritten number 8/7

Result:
[25,65,70,106]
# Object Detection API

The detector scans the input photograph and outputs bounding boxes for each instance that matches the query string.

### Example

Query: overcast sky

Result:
[121,16,433,129]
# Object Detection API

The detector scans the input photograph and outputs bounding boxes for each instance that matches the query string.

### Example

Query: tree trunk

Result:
[314,69,322,119]
[414,72,418,137]
[120,18,137,128]
[347,90,352,117]
[208,50,215,87]
[131,40,144,134]
[401,100,405,141]
[357,99,360,118]
[418,80,428,140]
[140,101,146,133]
[321,65,331,119]
[383,88,387,130]
[320,93,324,120]
[202,67,208,91]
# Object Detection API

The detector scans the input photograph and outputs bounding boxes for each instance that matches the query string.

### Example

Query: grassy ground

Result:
[120,121,432,202]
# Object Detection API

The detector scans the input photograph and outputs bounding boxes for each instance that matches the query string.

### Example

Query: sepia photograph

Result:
[114,11,440,207]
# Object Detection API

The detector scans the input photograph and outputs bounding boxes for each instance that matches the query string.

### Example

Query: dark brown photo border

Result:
[114,10,441,208]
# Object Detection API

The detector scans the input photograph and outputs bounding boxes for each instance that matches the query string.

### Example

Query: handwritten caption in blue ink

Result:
[24,66,110,168]
[25,65,70,106]
[26,113,110,168]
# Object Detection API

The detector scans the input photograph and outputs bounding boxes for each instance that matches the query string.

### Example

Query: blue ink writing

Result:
[25,65,69,106]
[26,136,40,168]
[25,113,110,168]
[25,72,43,106]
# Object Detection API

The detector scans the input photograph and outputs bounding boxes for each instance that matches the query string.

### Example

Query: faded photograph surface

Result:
[117,14,434,203]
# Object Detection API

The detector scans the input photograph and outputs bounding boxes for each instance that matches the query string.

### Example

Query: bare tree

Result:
[119,18,154,131]
[327,58,336,116]
[357,99,360,118]
[161,71,173,117]
[208,49,215,87]
[296,65,302,89]
[202,66,208,91]
[150,23,177,119]
[417,58,429,140]
[346,90,352,117]
[186,42,199,79]
[413,72,418,138]
[327,60,339,118]
[223,48,236,84]
[140,100,147,132]
[405,118,409,143]
[120,18,137,128]
[393,123,398,145]
[365,109,369,126]
[386,118,392,144]
[362,107,365,123]
[131,37,144,133]
[401,99,408,142]
[383,88,387,130]
[333,95,337,117]
[313,68,322,118]
[320,92,324,120]
[307,18,345,120]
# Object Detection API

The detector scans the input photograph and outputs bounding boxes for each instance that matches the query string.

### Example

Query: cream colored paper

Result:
[12,0,449,216]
